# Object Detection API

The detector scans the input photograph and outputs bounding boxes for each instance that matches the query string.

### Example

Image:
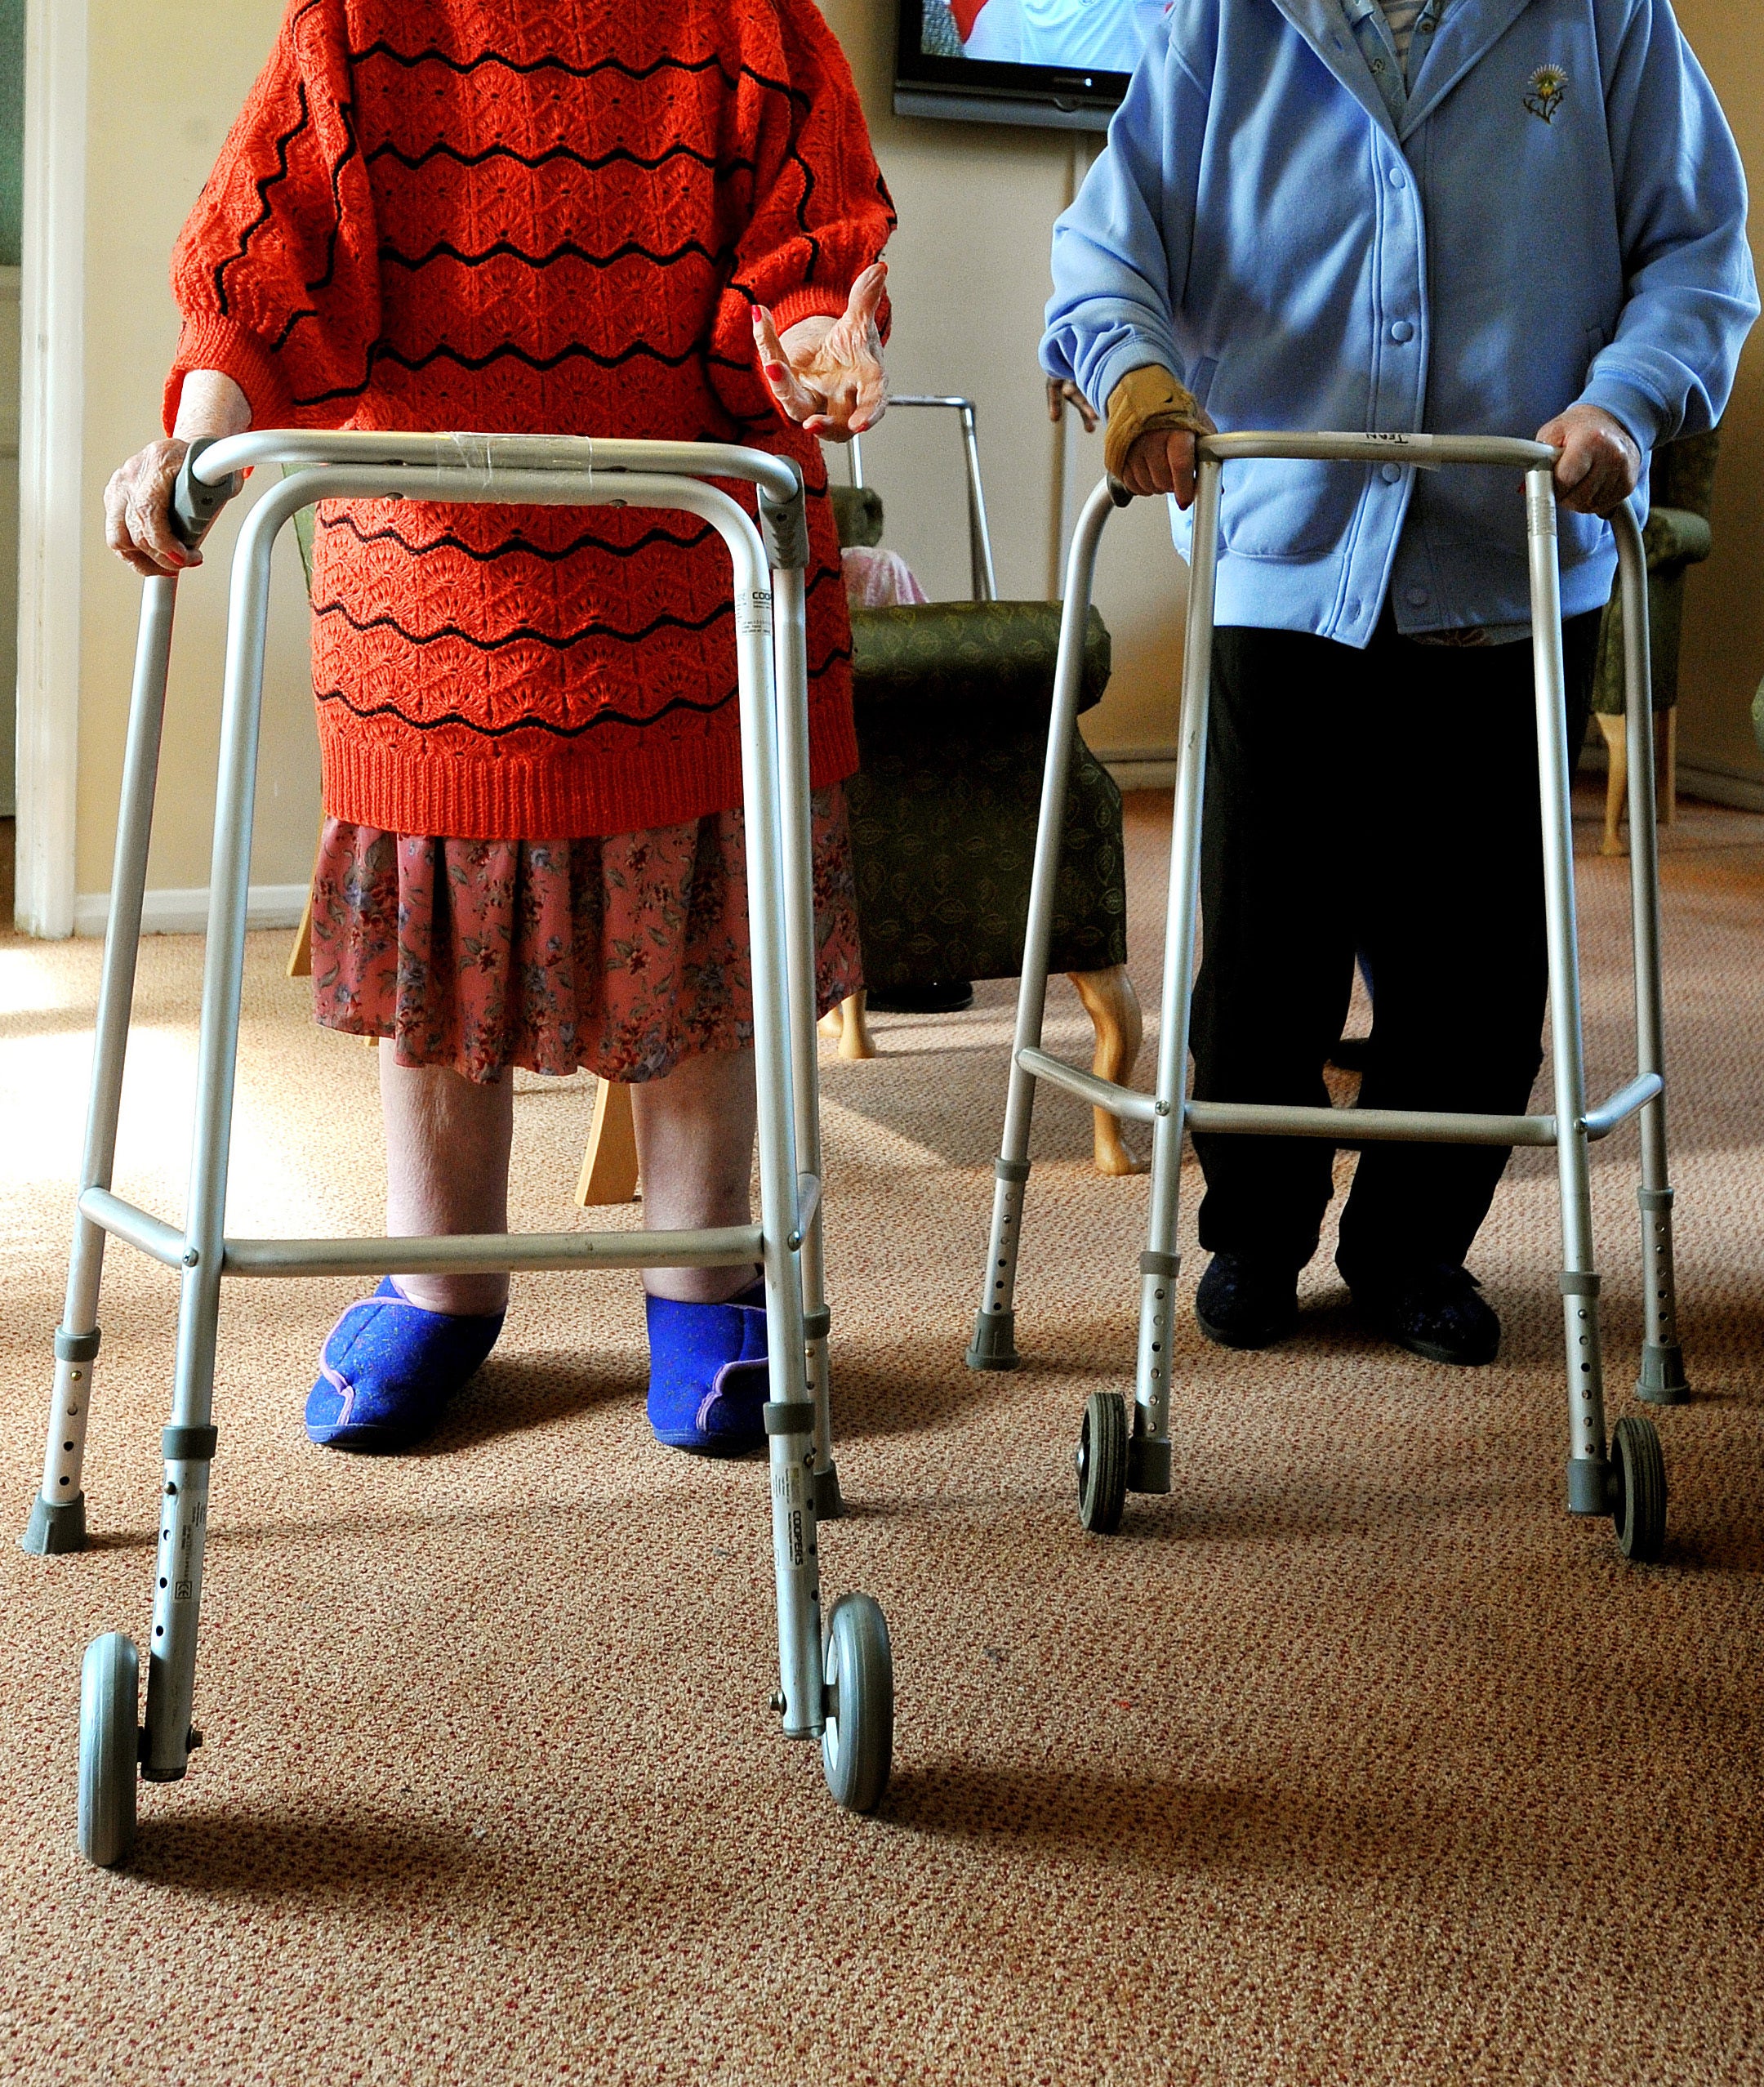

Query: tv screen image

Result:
[897,0,1161,130]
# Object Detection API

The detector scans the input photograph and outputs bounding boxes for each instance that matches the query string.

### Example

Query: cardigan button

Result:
[1380,463,1403,484]
[1389,320,1415,343]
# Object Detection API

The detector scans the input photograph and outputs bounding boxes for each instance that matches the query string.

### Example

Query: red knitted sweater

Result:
[166,0,893,840]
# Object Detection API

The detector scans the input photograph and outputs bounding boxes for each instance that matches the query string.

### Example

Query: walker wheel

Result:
[1610,1415,1667,1564]
[820,1593,893,1813]
[1075,1390,1128,1534]
[78,1633,140,1868]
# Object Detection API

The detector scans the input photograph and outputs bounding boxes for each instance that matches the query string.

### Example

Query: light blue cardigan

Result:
[1041,0,1757,644]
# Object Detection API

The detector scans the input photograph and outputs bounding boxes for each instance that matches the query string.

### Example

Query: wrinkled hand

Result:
[754,261,888,441]
[1535,404,1642,517]
[1047,377,1098,433]
[1120,421,1214,508]
[105,438,198,576]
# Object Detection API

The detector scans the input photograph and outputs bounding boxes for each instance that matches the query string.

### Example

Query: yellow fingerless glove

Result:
[1102,365,1210,482]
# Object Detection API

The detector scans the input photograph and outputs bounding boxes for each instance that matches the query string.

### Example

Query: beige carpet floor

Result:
[1,788,1761,2085]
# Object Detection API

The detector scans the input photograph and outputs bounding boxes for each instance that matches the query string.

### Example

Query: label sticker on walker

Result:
[772,1465,808,1569]
[739,590,773,638]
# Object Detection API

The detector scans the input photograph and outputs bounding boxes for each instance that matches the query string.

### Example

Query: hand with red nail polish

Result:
[751,260,889,443]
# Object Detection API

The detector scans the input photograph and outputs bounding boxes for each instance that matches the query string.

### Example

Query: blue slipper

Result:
[305,1277,506,1452]
[645,1278,770,1455]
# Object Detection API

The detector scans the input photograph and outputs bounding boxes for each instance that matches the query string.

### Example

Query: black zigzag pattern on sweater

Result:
[312,562,840,651]
[313,640,852,739]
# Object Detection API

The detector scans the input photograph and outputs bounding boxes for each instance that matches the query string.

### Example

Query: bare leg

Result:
[630,1046,757,1304]
[380,1054,514,1316]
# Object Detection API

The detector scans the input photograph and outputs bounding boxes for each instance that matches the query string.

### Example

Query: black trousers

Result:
[1190,609,1599,1282]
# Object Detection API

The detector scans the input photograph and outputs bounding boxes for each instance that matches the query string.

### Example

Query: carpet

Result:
[0,789,1759,2085]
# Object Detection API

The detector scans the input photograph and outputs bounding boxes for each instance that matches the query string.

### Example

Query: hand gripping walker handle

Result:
[169,437,246,551]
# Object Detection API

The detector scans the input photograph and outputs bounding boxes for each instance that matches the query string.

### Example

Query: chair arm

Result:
[1642,505,1712,573]
[849,601,1112,719]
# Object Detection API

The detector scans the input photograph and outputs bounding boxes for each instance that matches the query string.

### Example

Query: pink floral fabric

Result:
[840,544,929,609]
[310,785,862,1084]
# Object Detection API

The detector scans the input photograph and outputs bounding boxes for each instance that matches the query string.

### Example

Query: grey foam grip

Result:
[762,1400,816,1438]
[169,438,244,549]
[162,1425,218,1463]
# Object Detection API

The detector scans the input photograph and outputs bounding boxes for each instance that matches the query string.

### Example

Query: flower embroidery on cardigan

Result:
[1523,65,1569,124]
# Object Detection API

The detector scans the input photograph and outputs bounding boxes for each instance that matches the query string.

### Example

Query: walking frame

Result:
[968,432,1689,1556]
[20,432,895,1865]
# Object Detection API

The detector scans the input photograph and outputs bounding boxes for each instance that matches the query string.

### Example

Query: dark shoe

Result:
[1350,1264,1500,1367]
[1194,1253,1300,1351]
[865,979,974,1014]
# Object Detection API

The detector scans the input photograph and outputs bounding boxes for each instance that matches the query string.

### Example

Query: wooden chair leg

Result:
[576,1077,640,1206]
[835,989,875,1059]
[288,809,324,979]
[287,886,314,979]
[1069,965,1146,1178]
[1596,711,1628,856]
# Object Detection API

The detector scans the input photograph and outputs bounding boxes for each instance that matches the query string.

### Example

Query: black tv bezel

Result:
[893,0,1133,132]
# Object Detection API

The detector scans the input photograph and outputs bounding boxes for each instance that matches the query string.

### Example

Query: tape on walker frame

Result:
[443,433,492,477]
[1528,484,1558,536]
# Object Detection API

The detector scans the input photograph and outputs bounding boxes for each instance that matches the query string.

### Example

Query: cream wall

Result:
[74,0,316,908]
[54,0,1764,916]
[816,0,1185,765]
[67,0,1183,922]
[1671,0,1763,797]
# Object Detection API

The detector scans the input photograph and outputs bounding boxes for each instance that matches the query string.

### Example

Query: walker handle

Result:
[169,437,246,550]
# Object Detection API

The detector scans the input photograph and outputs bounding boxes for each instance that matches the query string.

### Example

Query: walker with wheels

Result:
[19,431,894,1865]
[968,432,1690,1559]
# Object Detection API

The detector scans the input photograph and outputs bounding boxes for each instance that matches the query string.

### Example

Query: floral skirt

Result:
[310,785,862,1084]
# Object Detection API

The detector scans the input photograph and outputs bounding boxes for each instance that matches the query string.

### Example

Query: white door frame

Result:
[14,0,87,938]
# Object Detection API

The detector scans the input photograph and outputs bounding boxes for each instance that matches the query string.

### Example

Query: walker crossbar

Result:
[1018,1057,1664,1146]
[970,429,1689,1559]
[26,434,897,1861]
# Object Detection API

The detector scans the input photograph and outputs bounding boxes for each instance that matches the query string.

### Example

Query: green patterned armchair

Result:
[1590,428,1719,854]
[826,485,1142,1175]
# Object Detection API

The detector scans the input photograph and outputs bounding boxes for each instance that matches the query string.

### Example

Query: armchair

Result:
[821,395,1141,1176]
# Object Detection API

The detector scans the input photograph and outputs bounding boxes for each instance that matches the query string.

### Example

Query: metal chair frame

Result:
[848,394,999,603]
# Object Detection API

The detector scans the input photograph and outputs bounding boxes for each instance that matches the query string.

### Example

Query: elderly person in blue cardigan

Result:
[1045,0,1755,1364]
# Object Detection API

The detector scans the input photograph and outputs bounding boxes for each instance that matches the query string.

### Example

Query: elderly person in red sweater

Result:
[105,0,893,1456]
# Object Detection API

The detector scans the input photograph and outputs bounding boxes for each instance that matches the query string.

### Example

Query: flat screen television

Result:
[894,0,1160,132]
